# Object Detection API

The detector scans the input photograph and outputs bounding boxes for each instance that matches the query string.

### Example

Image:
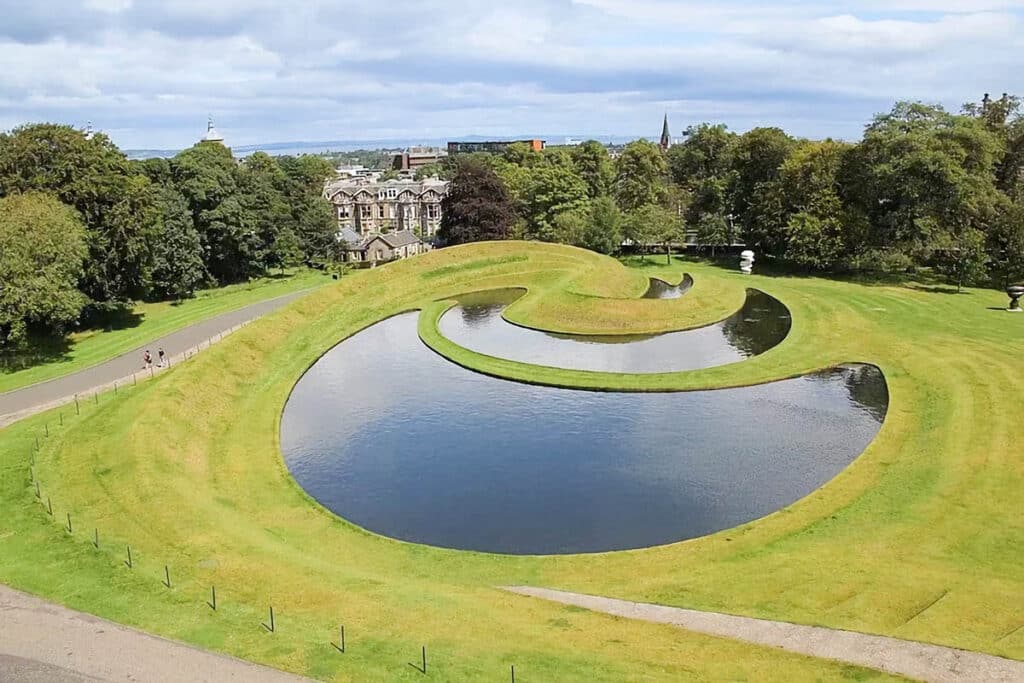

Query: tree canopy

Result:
[0,193,89,346]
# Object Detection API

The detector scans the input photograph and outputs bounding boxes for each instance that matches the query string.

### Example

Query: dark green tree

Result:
[148,186,207,301]
[438,158,517,245]
[730,127,796,245]
[524,164,589,241]
[614,140,668,212]
[0,123,155,304]
[581,196,624,255]
[0,193,89,346]
[570,141,614,198]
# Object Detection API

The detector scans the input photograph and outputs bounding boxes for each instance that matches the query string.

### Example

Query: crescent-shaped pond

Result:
[281,311,888,555]
[437,287,791,373]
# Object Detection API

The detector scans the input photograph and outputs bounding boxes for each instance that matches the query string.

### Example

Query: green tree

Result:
[148,186,207,301]
[581,196,623,255]
[842,102,1003,264]
[614,140,668,212]
[0,123,155,304]
[668,123,736,187]
[438,158,517,245]
[524,164,589,241]
[570,141,614,198]
[624,203,676,261]
[696,212,730,258]
[730,127,796,245]
[278,155,338,264]
[933,227,989,292]
[0,193,88,346]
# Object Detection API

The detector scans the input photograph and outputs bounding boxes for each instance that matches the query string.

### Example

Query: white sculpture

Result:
[740,250,755,275]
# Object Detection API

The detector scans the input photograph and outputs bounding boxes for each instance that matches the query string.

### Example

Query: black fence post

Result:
[163,565,171,589]
[59,412,63,426]
[125,545,133,569]
[262,605,275,633]
[333,625,345,653]
[75,395,80,415]
[45,423,49,437]
[94,393,99,405]
[93,528,99,549]
[46,497,52,516]
[66,512,72,534]
[512,665,515,682]
[208,585,217,611]
[35,481,40,499]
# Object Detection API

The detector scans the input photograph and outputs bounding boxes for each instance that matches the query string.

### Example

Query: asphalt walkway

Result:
[0,585,308,682]
[0,290,310,426]
[505,586,1024,682]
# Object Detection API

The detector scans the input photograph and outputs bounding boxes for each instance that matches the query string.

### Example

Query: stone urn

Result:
[1008,283,1024,312]
[740,250,755,275]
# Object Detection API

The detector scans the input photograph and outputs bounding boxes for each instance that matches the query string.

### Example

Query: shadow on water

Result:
[281,312,889,555]
[438,288,791,373]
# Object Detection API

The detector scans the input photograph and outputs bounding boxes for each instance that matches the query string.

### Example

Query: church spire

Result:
[660,113,671,152]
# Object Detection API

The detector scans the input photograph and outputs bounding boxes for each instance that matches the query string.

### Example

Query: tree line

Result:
[0,124,337,348]
[439,95,1024,290]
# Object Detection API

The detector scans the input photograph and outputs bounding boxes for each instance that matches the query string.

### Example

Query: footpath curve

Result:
[0,290,311,427]
[506,587,1024,683]
[0,585,309,682]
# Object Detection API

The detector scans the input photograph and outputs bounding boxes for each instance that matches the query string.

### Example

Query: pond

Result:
[281,312,888,555]
[437,288,791,373]
[643,275,694,299]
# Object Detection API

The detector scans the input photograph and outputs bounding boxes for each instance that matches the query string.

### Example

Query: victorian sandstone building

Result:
[323,177,450,264]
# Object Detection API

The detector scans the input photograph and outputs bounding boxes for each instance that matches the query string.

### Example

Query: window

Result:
[337,205,351,219]
[428,204,441,220]
[375,249,383,261]
[378,205,386,218]
[360,205,372,219]
[387,188,398,199]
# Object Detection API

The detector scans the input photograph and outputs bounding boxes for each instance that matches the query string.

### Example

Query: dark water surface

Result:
[281,313,888,555]
[643,275,694,299]
[437,288,791,373]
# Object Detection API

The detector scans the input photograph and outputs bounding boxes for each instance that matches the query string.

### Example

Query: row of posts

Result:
[26,347,523,680]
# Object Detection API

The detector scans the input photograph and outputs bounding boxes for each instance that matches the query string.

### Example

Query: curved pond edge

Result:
[278,307,891,557]
[424,288,792,381]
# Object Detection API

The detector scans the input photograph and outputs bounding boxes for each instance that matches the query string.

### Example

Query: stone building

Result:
[337,228,428,264]
[323,177,449,237]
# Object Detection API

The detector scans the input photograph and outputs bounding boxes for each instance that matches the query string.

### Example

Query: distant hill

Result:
[125,134,645,160]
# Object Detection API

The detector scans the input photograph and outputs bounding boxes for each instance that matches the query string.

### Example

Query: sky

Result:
[1,0,1022,150]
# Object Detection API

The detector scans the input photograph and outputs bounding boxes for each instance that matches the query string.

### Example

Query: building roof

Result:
[337,227,362,245]
[379,230,422,249]
[323,177,449,201]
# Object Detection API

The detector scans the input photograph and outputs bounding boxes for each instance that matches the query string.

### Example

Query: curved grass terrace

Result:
[1,241,1021,681]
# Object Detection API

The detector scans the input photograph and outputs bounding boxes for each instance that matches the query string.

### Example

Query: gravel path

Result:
[0,585,309,682]
[505,586,1024,682]
[0,290,310,427]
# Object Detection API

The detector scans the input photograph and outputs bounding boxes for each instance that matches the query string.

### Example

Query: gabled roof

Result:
[379,230,422,248]
[337,227,362,246]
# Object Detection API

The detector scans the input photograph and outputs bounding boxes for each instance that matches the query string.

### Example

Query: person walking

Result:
[158,348,166,368]
[143,350,152,368]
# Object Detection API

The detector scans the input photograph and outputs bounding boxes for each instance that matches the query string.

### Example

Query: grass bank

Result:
[0,269,329,394]
[2,241,1021,680]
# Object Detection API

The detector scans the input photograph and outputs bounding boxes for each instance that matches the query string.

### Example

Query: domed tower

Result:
[200,116,225,146]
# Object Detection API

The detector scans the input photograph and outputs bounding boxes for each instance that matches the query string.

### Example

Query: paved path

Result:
[505,587,1024,682]
[0,290,310,427]
[0,585,309,682]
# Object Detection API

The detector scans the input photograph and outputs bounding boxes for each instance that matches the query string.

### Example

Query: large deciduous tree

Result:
[614,140,669,212]
[524,164,589,241]
[570,140,614,198]
[0,193,89,346]
[438,158,517,245]
[841,102,1003,266]
[148,186,207,301]
[0,124,155,305]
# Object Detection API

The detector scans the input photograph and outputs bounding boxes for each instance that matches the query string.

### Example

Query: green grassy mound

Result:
[2,241,1021,681]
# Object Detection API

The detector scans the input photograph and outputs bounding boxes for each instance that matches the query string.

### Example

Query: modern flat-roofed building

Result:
[323,177,449,237]
[392,146,447,171]
[447,139,545,155]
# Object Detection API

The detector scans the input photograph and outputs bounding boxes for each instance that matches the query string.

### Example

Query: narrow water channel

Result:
[437,288,791,373]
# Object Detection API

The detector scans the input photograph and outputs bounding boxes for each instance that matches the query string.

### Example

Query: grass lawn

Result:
[0,269,329,394]
[1,241,1021,681]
